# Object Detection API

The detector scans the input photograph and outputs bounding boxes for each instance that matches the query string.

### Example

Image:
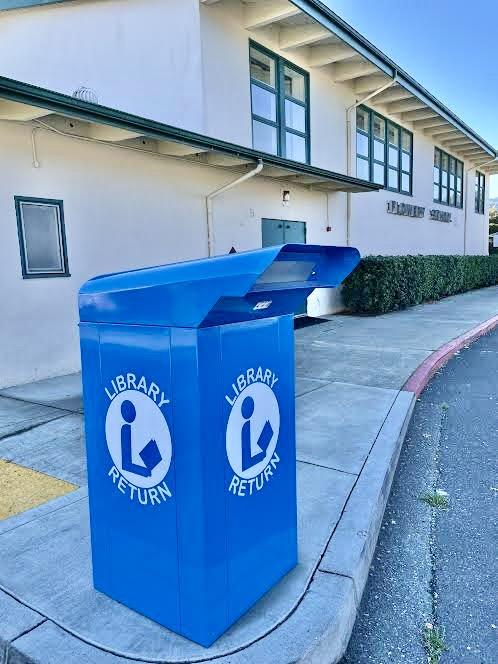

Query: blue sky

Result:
[324,0,498,197]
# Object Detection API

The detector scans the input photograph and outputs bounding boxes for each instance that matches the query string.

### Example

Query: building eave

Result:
[0,75,380,193]
[292,0,496,159]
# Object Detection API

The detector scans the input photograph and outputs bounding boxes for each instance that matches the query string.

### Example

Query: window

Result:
[475,171,485,214]
[356,106,412,194]
[433,148,463,208]
[250,42,309,163]
[15,197,69,278]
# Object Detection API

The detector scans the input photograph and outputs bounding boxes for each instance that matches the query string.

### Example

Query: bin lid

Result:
[79,244,360,327]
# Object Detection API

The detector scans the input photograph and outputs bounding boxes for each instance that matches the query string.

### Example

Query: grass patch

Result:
[423,624,447,663]
[420,491,449,509]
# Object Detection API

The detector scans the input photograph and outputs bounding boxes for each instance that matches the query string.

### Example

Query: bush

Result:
[342,254,498,314]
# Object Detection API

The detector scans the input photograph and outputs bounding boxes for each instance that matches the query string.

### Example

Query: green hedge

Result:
[342,255,498,314]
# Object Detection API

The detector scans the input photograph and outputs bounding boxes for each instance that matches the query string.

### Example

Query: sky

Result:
[323,0,498,198]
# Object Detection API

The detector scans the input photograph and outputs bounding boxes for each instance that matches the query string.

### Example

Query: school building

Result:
[0,0,497,387]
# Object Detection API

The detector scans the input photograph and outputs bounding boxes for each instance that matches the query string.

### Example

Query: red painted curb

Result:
[402,314,498,397]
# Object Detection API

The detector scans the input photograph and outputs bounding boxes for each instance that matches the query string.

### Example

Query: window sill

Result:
[22,272,71,280]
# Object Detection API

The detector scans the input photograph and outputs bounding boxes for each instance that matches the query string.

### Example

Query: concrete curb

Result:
[402,313,498,396]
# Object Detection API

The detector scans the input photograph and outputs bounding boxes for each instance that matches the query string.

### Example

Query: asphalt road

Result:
[341,330,498,664]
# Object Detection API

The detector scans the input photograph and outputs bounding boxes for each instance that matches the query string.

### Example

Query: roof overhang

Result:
[0,75,379,193]
[201,0,497,174]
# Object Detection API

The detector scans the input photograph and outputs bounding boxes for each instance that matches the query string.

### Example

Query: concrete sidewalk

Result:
[1,286,497,664]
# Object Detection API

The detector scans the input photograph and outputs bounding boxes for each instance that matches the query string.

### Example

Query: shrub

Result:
[342,254,498,314]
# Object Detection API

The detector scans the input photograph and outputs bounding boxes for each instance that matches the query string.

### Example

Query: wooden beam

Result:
[244,2,300,30]
[459,147,485,156]
[0,100,52,121]
[441,138,475,148]
[157,141,207,157]
[401,108,439,122]
[385,98,426,114]
[333,60,378,82]
[354,74,390,94]
[309,43,356,67]
[371,87,412,104]
[412,118,448,130]
[204,154,254,167]
[88,125,143,141]
[279,24,330,50]
[429,128,462,140]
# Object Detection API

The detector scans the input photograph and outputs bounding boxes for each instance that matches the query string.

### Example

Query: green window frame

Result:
[475,171,485,214]
[15,196,70,279]
[249,41,310,164]
[433,148,463,209]
[356,106,412,194]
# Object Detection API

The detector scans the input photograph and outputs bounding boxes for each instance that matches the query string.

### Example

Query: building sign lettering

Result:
[386,200,425,218]
[386,201,453,223]
[429,209,452,223]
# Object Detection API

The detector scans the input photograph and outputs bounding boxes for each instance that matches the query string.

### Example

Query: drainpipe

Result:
[206,159,263,256]
[345,77,397,246]
[463,156,497,255]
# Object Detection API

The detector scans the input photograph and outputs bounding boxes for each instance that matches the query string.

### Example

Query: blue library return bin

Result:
[78,243,360,646]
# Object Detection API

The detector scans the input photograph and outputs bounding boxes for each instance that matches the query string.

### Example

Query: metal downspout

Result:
[205,159,263,256]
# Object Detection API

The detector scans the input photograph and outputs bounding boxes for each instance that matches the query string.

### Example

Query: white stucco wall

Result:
[0,0,205,131]
[0,121,343,388]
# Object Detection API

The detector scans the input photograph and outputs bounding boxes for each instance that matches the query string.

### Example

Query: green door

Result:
[261,219,307,314]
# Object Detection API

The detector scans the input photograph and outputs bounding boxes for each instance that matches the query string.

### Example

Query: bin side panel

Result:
[81,323,180,633]
[221,316,298,623]
[80,322,105,584]
[171,327,228,646]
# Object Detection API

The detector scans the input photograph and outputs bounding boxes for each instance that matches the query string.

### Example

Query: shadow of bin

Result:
[78,243,360,646]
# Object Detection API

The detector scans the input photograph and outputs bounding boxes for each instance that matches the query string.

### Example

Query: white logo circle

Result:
[226,382,280,480]
[105,390,172,489]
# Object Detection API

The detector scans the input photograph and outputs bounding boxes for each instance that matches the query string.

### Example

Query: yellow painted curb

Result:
[0,459,77,520]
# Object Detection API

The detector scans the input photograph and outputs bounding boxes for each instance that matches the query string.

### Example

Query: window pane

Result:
[250,47,275,87]
[388,146,398,167]
[21,203,63,273]
[401,173,410,192]
[357,157,369,180]
[449,157,456,174]
[456,192,462,208]
[402,131,411,152]
[356,107,369,132]
[284,99,305,132]
[373,115,385,140]
[449,189,455,206]
[284,66,305,101]
[402,152,410,172]
[374,139,385,161]
[388,124,399,146]
[457,162,463,177]
[388,168,398,189]
[441,153,448,171]
[449,173,455,189]
[285,132,306,162]
[252,120,277,154]
[434,184,440,200]
[434,166,440,184]
[434,150,440,167]
[251,84,276,121]
[373,162,385,185]
[357,131,369,157]
[456,176,462,192]
[441,186,448,203]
